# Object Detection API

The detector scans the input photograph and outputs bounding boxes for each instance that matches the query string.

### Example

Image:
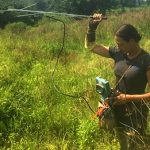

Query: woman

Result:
[85,14,150,150]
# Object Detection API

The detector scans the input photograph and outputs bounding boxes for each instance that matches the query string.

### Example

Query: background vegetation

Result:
[0,0,150,27]
[0,5,150,150]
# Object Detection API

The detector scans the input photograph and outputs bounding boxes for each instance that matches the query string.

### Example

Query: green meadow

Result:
[0,8,150,149]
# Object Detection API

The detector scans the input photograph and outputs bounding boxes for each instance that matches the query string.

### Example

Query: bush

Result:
[5,22,27,34]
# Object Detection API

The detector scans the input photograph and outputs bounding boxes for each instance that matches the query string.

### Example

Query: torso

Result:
[114,50,148,94]
[109,47,150,127]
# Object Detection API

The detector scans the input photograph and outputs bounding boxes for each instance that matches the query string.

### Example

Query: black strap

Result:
[114,65,132,91]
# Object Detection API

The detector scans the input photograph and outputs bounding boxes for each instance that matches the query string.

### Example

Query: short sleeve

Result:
[144,53,150,71]
[109,46,119,60]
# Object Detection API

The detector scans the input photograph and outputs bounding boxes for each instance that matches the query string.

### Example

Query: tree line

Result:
[0,0,149,27]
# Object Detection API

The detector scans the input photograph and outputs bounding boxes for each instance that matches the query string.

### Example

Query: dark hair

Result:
[115,24,141,42]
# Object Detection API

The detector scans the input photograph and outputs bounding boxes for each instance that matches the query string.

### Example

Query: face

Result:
[115,36,132,54]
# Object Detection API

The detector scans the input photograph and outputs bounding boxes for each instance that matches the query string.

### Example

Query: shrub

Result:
[5,22,27,34]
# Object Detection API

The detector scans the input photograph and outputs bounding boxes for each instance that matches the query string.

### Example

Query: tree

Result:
[34,0,49,11]
[0,0,41,28]
[147,0,150,5]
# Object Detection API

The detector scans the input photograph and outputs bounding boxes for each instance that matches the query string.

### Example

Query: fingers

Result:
[88,14,102,30]
[92,13,103,22]
[93,13,102,19]
[112,94,127,106]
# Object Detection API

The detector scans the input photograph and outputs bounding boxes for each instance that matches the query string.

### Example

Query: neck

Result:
[127,44,141,59]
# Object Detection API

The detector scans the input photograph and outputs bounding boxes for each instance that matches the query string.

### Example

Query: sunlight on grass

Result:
[0,8,150,149]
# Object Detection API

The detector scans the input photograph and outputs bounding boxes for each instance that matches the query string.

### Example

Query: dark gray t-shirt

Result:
[109,47,150,94]
[109,47,150,128]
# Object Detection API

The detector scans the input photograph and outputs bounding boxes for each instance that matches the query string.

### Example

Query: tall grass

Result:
[0,8,150,149]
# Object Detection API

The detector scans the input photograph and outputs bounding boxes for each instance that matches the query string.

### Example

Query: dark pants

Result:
[113,102,149,150]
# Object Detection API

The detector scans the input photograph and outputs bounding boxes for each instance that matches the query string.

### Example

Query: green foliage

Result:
[144,40,150,51]
[5,22,27,34]
[76,120,119,150]
[0,8,150,149]
[0,0,149,28]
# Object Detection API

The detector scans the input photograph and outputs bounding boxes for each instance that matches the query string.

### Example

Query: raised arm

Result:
[85,14,111,58]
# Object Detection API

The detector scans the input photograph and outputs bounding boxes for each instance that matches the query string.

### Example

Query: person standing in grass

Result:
[85,14,150,150]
